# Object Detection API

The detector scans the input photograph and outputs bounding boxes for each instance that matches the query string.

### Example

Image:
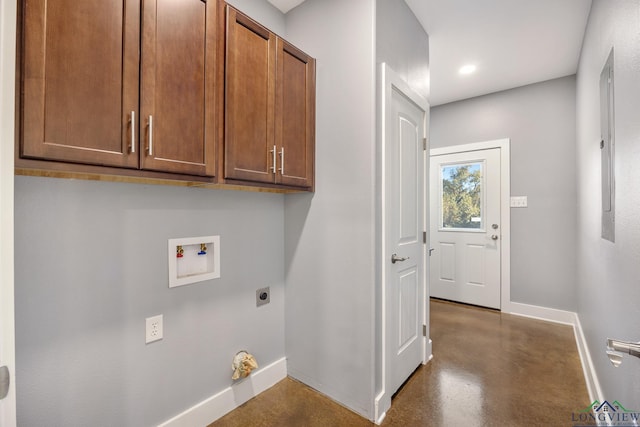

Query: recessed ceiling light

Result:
[459,64,477,75]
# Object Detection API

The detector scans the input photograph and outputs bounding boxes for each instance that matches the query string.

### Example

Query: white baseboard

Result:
[158,357,287,427]
[507,301,576,325]
[573,315,604,404]
[507,302,602,404]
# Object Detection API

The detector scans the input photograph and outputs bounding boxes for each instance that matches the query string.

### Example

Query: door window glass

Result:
[441,162,483,229]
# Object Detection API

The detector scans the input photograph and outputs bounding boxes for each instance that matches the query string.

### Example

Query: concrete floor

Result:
[210,299,590,426]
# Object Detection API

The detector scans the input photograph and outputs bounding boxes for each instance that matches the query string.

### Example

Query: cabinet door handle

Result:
[270,145,276,173]
[279,147,285,175]
[147,115,153,156]
[130,111,136,154]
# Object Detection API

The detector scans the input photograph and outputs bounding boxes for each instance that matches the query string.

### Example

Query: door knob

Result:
[0,366,8,400]
[491,235,499,240]
[391,253,409,264]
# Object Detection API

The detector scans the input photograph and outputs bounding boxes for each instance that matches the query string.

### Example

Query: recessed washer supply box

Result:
[168,236,220,288]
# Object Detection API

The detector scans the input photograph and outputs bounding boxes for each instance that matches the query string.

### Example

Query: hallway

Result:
[211,299,590,426]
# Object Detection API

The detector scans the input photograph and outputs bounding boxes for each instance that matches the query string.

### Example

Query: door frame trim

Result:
[0,0,17,424]
[375,63,429,424]
[430,139,511,311]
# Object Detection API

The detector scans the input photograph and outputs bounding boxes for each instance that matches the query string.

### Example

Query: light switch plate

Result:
[510,196,528,208]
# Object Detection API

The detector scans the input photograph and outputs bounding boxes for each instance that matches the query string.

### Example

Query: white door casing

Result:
[429,140,511,312]
[376,64,429,424]
[0,0,17,424]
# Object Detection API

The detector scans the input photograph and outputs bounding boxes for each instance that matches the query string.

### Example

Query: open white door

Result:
[378,65,429,422]
[386,81,426,395]
[0,0,17,424]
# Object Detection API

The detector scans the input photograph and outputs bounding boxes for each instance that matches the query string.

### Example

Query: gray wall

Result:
[283,0,377,419]
[376,0,429,101]
[15,177,285,426]
[576,0,640,404]
[430,76,577,311]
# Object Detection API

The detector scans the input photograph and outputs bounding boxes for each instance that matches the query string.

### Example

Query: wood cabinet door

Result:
[21,0,140,168]
[224,6,276,184]
[140,0,218,176]
[275,40,315,189]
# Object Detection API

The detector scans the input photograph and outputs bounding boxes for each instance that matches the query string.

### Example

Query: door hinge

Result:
[0,365,9,400]
[422,138,427,151]
[422,324,427,337]
[423,231,427,244]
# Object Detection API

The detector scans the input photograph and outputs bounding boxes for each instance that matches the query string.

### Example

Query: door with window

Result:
[430,148,501,309]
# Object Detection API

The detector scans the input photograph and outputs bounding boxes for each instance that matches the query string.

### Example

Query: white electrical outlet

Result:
[145,314,163,344]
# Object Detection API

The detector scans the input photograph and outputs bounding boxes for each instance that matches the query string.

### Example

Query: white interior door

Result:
[0,0,17,424]
[429,148,501,309]
[385,71,427,396]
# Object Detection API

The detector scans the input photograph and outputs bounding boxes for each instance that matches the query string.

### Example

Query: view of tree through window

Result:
[442,163,482,229]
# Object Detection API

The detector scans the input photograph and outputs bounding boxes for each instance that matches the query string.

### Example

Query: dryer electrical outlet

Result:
[256,287,270,307]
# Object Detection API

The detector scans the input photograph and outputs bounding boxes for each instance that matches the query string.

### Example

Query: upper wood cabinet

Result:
[224,6,315,189]
[140,0,219,176]
[276,39,315,188]
[18,1,314,191]
[224,7,276,184]
[20,0,220,177]
[21,0,141,168]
